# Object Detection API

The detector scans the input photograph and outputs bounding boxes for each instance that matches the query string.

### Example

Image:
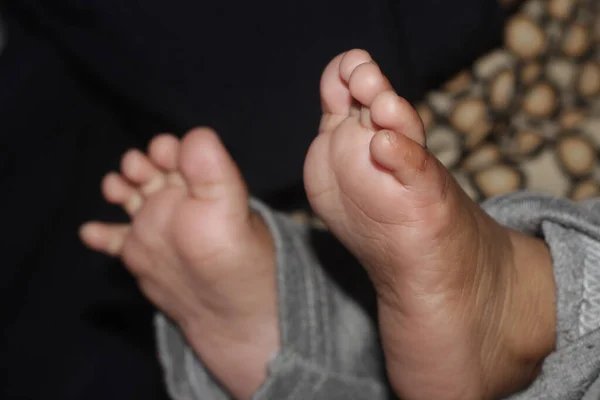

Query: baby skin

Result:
[81,49,558,400]
[80,130,278,400]
[304,50,557,399]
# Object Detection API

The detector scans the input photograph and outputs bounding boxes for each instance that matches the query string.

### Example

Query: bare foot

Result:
[304,50,556,399]
[80,128,278,400]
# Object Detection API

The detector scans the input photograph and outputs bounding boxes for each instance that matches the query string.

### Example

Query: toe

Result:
[320,52,352,116]
[178,128,248,212]
[102,172,143,215]
[320,49,373,116]
[320,49,375,132]
[347,61,392,108]
[148,134,180,171]
[370,129,447,195]
[79,222,130,256]
[121,149,165,193]
[149,134,185,188]
[371,91,426,147]
[339,49,375,85]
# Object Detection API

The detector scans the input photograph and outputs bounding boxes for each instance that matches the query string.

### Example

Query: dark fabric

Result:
[0,14,168,400]
[10,0,413,201]
[1,1,505,399]
[393,0,506,92]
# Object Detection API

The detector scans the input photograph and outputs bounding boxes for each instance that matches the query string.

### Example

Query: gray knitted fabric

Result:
[156,193,600,399]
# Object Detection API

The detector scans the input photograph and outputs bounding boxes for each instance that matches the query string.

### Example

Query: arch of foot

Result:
[418,0,600,203]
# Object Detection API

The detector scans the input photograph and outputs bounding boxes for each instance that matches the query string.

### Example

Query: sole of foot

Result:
[304,49,556,400]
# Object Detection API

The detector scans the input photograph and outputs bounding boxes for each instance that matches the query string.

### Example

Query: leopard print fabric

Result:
[420,0,600,202]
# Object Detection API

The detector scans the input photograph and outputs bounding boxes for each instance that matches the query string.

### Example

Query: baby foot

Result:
[305,50,556,399]
[80,128,278,400]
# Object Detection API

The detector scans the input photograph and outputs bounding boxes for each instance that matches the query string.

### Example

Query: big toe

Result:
[366,89,450,197]
[178,128,248,210]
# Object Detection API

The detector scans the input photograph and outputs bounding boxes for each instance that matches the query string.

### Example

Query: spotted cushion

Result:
[419,0,600,202]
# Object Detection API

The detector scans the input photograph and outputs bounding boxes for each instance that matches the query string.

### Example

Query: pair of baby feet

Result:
[81,50,556,400]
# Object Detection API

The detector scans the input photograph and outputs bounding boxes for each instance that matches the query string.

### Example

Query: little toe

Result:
[178,128,248,210]
[370,129,446,194]
[79,222,130,256]
[371,91,426,147]
[101,172,143,215]
[320,51,353,116]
